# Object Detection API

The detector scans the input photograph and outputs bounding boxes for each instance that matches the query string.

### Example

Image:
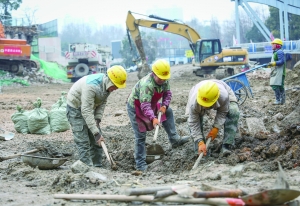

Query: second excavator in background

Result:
[126,11,249,79]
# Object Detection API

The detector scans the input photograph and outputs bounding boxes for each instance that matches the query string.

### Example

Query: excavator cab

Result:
[195,39,222,63]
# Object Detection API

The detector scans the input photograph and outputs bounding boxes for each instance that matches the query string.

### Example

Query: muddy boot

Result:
[172,136,190,149]
[280,89,286,105]
[273,88,281,105]
[221,144,232,157]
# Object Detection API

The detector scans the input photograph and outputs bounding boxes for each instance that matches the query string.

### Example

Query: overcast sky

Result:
[11,0,266,29]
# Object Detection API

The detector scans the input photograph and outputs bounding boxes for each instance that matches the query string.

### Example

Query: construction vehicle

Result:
[126,11,249,79]
[0,20,40,75]
[65,43,112,82]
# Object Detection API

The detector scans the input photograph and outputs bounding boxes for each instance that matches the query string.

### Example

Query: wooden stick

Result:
[193,189,244,198]
[0,148,42,162]
[153,112,162,143]
[125,186,174,196]
[53,194,245,205]
[100,141,117,170]
[154,189,176,199]
[192,138,211,170]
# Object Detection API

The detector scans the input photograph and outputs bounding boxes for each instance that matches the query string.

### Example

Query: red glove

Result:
[152,118,160,128]
[206,127,219,141]
[198,141,207,156]
[159,106,166,114]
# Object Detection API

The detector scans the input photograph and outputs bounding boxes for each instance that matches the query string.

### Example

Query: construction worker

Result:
[127,59,190,173]
[186,80,240,157]
[268,38,286,105]
[66,66,127,167]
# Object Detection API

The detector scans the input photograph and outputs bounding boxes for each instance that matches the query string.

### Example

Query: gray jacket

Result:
[185,79,237,141]
[67,73,114,135]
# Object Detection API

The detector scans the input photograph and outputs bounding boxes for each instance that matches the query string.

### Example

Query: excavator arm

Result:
[126,11,201,79]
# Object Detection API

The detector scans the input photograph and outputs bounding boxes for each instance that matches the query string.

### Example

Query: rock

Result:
[246,117,266,136]
[230,165,244,177]
[114,110,125,116]
[273,113,284,121]
[175,115,188,124]
[85,171,107,182]
[208,173,221,180]
[281,105,300,127]
[71,160,90,174]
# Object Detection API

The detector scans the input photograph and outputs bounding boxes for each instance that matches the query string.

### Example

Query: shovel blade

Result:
[241,189,300,205]
[0,130,14,141]
[146,144,164,164]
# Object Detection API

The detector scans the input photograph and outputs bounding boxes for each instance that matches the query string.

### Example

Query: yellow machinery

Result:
[126,11,249,79]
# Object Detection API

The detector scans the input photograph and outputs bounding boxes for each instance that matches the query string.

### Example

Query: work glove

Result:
[94,133,105,146]
[198,141,207,156]
[95,119,101,128]
[152,118,160,128]
[158,106,166,114]
[206,127,219,141]
[268,62,276,67]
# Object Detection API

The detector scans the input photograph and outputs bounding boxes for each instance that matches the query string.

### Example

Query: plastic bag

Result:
[50,92,70,132]
[11,105,30,134]
[27,98,51,135]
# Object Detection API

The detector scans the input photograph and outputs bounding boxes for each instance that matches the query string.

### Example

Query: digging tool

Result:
[193,189,246,198]
[100,141,117,170]
[0,128,14,141]
[192,137,211,170]
[240,189,300,205]
[0,147,45,162]
[54,194,246,205]
[146,112,164,164]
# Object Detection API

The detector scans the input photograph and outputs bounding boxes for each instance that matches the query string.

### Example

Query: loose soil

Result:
[1,64,300,206]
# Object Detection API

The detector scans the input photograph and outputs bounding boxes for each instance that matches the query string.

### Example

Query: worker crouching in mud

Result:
[186,80,240,157]
[127,59,190,175]
[66,66,127,167]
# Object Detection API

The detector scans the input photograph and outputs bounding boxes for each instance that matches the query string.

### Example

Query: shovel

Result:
[192,137,211,170]
[0,128,14,141]
[241,189,300,205]
[146,112,164,164]
[100,141,117,170]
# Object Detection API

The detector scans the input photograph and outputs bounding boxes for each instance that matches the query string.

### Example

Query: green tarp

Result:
[0,55,70,86]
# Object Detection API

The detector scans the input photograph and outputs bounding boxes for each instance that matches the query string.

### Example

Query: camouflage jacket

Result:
[127,73,172,121]
[67,73,114,135]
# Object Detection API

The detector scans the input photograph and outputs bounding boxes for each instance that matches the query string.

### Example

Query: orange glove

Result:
[152,118,160,128]
[198,141,207,156]
[207,127,219,141]
[159,106,166,114]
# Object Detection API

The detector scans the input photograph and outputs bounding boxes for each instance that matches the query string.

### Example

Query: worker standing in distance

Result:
[127,59,190,174]
[66,66,127,167]
[185,80,240,157]
[268,38,286,105]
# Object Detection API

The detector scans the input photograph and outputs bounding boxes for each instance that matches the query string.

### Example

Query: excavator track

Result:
[0,59,41,75]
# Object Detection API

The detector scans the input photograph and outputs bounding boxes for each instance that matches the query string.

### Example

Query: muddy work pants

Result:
[66,105,103,167]
[127,103,180,171]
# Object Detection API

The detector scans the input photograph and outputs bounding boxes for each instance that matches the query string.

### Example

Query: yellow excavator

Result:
[126,11,249,79]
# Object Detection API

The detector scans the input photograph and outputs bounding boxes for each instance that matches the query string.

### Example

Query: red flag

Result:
[270,33,275,41]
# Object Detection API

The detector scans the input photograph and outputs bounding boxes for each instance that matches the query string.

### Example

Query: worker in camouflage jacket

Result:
[185,79,240,157]
[268,38,286,105]
[127,59,189,173]
[66,66,127,167]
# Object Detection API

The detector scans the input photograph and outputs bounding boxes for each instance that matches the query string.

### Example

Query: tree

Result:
[119,31,157,67]
[0,0,22,25]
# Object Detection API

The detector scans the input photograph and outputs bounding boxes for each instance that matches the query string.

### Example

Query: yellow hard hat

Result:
[152,59,170,80]
[271,38,283,46]
[197,81,220,107]
[107,65,127,88]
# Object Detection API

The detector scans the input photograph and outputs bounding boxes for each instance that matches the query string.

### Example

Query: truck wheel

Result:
[74,63,89,76]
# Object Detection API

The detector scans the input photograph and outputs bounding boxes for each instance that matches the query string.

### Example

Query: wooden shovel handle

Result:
[192,138,211,170]
[0,148,42,162]
[100,141,112,165]
[153,112,162,143]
